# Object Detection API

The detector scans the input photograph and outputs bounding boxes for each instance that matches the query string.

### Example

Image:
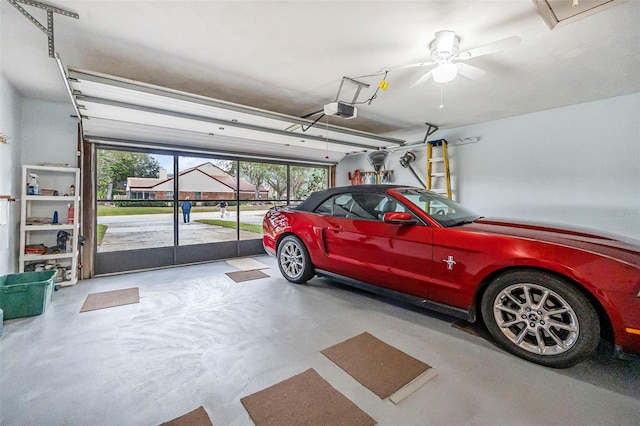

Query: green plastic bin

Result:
[0,270,56,320]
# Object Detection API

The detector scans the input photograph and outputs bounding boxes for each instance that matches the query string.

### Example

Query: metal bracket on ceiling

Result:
[421,123,439,144]
[7,0,79,58]
[8,0,83,124]
[287,76,372,131]
[334,76,370,104]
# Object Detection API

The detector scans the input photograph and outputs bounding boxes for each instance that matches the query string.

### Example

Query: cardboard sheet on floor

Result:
[160,406,212,426]
[241,368,376,426]
[226,257,269,271]
[225,270,269,283]
[321,332,435,404]
[80,287,139,313]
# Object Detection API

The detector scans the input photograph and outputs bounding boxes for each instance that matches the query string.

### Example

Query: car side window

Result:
[314,193,419,223]
[332,194,352,217]
[314,194,352,217]
[314,193,424,221]
[315,198,333,215]
[374,196,409,219]
[345,193,381,220]
[313,194,378,219]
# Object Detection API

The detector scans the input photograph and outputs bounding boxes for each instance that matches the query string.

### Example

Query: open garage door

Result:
[67,69,404,164]
[65,69,405,276]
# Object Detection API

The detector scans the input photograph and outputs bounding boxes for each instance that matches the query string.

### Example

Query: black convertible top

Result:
[295,184,413,212]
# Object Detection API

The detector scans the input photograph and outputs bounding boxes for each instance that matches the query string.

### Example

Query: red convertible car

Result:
[263,185,640,368]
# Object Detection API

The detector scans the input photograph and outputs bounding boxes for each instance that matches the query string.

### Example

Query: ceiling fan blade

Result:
[409,70,434,88]
[380,60,436,72]
[457,35,521,60]
[457,63,486,80]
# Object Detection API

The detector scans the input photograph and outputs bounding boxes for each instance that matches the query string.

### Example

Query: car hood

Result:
[461,218,640,267]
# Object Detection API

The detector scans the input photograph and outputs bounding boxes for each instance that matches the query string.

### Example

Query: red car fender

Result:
[264,209,327,260]
[467,243,633,348]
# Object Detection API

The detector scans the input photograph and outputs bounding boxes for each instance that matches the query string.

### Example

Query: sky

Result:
[150,154,231,174]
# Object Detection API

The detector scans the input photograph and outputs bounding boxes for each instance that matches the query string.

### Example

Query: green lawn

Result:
[97,224,107,245]
[196,219,262,234]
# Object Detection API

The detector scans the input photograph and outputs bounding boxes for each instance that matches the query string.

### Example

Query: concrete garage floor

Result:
[1,255,639,425]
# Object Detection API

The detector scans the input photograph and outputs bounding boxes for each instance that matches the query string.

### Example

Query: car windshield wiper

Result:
[448,220,474,227]
[447,216,483,227]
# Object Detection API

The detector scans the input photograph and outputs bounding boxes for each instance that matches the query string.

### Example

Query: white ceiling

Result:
[2,0,639,158]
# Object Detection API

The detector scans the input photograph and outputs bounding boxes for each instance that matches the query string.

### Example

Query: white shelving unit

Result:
[19,165,80,286]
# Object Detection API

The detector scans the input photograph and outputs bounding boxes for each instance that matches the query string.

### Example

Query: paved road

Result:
[97,210,269,252]
[97,210,269,225]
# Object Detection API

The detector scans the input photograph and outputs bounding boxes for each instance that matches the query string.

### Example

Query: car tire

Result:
[481,270,600,368]
[277,235,315,284]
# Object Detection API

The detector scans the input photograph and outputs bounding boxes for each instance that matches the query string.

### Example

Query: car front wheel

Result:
[481,270,600,368]
[277,235,314,284]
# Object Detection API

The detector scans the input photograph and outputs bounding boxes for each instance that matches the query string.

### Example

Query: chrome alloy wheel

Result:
[280,240,305,279]
[492,283,580,356]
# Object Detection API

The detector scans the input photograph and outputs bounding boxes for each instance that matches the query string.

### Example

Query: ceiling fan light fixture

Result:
[432,62,458,83]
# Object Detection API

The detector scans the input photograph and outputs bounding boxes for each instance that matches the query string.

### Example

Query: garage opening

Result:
[66,68,403,277]
[94,146,328,275]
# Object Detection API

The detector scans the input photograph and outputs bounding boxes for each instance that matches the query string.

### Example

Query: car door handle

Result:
[327,226,342,233]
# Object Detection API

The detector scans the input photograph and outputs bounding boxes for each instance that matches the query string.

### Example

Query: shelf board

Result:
[25,165,78,172]
[24,195,76,201]
[22,224,75,231]
[21,253,75,261]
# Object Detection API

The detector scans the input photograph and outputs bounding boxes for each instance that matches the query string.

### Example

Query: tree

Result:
[290,167,308,200]
[263,165,287,200]
[97,150,161,199]
[239,162,271,199]
[240,164,328,201]
[211,159,233,174]
[292,167,327,199]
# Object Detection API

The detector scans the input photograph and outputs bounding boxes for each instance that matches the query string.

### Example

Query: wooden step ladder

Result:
[426,138,452,199]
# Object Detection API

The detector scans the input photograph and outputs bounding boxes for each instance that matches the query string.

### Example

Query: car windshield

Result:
[395,188,481,227]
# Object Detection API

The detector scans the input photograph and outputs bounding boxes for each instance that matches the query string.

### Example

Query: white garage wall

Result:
[0,75,23,275]
[21,98,77,167]
[337,93,640,239]
[4,93,638,276]
[0,94,76,274]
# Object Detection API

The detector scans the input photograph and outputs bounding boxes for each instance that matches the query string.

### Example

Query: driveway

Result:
[97,210,268,252]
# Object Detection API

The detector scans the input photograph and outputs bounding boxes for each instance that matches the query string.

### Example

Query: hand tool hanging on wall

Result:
[399,151,425,187]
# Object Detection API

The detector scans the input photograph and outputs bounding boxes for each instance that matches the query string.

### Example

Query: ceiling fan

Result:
[385,30,521,86]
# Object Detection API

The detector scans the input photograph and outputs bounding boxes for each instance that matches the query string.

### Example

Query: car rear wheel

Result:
[277,235,314,284]
[481,270,600,368]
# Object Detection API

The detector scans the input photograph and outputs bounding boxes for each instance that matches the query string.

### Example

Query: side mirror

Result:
[383,212,417,225]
